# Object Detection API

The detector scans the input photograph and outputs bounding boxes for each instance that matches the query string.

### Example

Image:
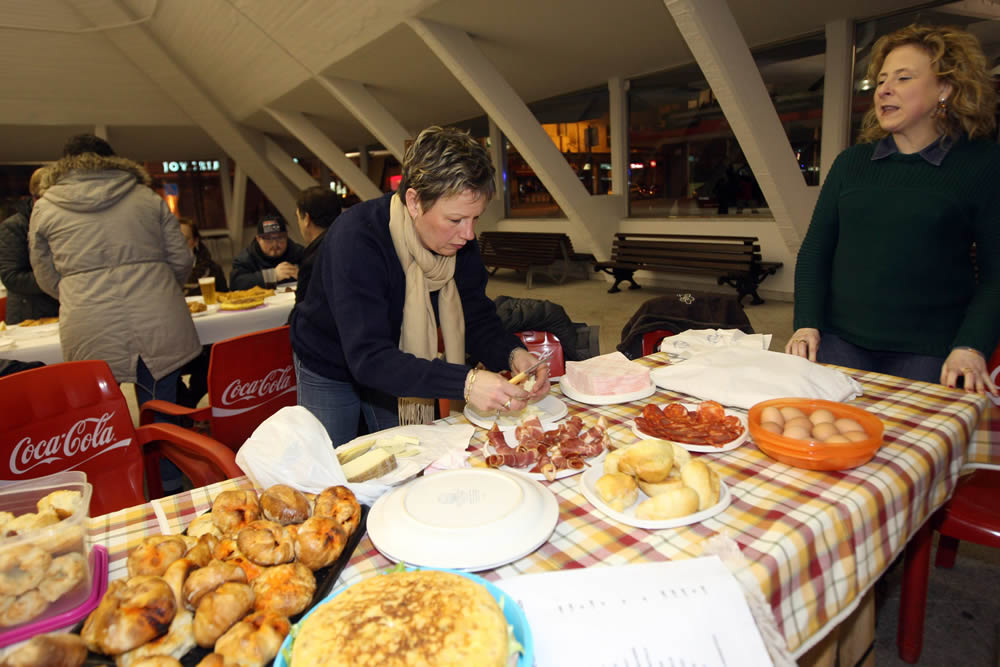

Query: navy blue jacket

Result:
[290,193,520,400]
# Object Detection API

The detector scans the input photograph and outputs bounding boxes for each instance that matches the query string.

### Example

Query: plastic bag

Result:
[234,406,391,505]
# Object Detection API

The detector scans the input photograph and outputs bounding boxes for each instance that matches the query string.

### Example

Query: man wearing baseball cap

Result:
[229,213,305,290]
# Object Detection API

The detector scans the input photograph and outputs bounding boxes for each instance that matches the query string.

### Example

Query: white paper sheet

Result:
[494,557,773,667]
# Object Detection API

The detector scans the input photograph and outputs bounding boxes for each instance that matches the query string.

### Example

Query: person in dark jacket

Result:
[229,214,304,290]
[178,217,228,296]
[0,168,60,324]
[293,186,342,306]
[291,126,549,445]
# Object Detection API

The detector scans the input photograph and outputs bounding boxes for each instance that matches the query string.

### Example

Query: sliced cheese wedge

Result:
[342,448,397,482]
[336,440,374,465]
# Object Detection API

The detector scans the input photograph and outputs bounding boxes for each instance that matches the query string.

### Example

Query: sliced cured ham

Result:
[565,352,651,395]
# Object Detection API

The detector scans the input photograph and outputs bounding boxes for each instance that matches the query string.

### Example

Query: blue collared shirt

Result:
[871,134,953,166]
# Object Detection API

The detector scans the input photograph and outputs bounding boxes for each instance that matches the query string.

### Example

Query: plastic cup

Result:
[198,276,217,305]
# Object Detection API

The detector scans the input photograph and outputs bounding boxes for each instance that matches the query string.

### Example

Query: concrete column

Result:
[316,76,410,161]
[265,108,383,201]
[228,165,247,247]
[219,154,233,231]
[358,146,370,181]
[821,18,855,184]
[488,118,508,215]
[94,124,109,141]
[608,77,629,214]
[263,136,318,193]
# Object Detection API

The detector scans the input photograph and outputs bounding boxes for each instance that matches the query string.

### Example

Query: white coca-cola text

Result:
[221,365,294,406]
[11,412,118,474]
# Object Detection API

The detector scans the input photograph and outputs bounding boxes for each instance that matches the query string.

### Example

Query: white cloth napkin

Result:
[235,406,475,505]
[657,328,773,360]
[649,347,863,410]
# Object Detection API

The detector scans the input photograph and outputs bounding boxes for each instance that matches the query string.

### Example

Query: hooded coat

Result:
[29,153,201,382]
[0,198,60,324]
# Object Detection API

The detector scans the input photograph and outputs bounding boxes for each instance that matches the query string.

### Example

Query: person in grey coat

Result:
[0,168,60,324]
[28,134,200,407]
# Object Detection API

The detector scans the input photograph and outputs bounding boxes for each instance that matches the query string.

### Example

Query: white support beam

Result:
[266,108,383,201]
[94,124,108,141]
[357,147,369,181]
[316,76,410,161]
[219,154,233,228]
[488,117,508,215]
[608,77,629,214]
[664,0,815,253]
[72,0,299,225]
[408,17,612,259]
[228,164,247,246]
[263,136,318,193]
[821,19,854,184]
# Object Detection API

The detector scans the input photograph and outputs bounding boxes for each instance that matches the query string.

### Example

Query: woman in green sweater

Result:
[787,24,1000,394]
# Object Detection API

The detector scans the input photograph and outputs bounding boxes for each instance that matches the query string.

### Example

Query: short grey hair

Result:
[397,126,496,211]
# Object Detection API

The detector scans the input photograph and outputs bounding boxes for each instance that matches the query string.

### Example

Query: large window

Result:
[628,36,826,217]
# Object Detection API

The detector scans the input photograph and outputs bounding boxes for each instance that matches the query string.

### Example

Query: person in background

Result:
[290,125,549,445]
[294,186,342,306]
[0,167,60,324]
[178,217,227,296]
[786,24,1000,394]
[229,213,303,290]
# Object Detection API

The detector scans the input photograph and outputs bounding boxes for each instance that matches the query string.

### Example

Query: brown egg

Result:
[834,418,864,434]
[760,421,783,434]
[844,430,870,442]
[782,425,811,441]
[809,409,835,425]
[780,406,806,421]
[760,406,784,427]
[823,434,851,443]
[810,422,838,441]
[785,417,813,432]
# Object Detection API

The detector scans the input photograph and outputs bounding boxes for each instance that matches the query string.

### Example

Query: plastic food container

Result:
[747,398,884,471]
[0,471,94,636]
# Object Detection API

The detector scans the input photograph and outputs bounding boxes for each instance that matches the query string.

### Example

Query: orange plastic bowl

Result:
[747,398,884,471]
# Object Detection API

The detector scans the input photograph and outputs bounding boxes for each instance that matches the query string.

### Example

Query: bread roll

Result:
[617,440,674,482]
[603,448,624,474]
[679,460,721,511]
[669,442,692,470]
[594,473,638,512]
[634,487,699,520]
[636,472,685,497]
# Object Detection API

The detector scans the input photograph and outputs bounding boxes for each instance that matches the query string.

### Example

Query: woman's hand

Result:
[510,348,552,403]
[785,328,821,362]
[466,370,530,414]
[941,348,998,395]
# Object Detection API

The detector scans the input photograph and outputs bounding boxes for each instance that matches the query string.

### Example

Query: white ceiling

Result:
[0,0,942,163]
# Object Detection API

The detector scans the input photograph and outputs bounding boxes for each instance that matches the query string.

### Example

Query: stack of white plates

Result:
[367,469,558,571]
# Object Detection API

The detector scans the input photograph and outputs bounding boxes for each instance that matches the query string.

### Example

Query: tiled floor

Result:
[486,270,1000,667]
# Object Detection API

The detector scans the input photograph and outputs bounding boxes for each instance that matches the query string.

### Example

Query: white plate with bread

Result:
[558,375,656,406]
[578,440,731,530]
[464,394,568,432]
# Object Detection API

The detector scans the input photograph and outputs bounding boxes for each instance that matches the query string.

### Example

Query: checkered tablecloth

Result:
[88,353,993,657]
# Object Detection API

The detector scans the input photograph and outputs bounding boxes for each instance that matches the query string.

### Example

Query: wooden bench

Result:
[593,232,782,304]
[478,231,595,289]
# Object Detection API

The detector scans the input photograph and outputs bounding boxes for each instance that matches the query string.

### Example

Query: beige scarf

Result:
[388,194,466,424]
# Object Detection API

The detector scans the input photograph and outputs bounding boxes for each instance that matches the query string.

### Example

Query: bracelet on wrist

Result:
[953,346,984,359]
[463,368,479,402]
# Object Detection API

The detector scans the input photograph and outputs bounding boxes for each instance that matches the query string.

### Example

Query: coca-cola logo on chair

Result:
[10,412,132,475]
[214,365,296,418]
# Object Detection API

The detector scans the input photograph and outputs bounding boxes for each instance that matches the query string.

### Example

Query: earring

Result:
[936,97,948,116]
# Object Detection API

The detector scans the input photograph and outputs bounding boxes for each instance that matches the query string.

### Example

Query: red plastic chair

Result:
[0,360,242,516]
[516,331,565,377]
[0,296,6,323]
[897,341,1000,663]
[140,325,297,451]
[641,329,675,356]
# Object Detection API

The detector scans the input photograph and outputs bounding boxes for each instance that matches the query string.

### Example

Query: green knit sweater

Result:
[793,137,1000,358]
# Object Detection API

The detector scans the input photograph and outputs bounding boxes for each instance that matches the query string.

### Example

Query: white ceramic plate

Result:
[629,403,748,453]
[264,291,296,305]
[190,304,220,318]
[484,430,606,481]
[579,464,731,530]
[464,394,568,432]
[5,321,59,338]
[558,375,656,406]
[367,469,559,571]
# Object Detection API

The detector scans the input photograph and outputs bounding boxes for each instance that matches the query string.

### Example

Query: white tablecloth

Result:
[0,293,294,366]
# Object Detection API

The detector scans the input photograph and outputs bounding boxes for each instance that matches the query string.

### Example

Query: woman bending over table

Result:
[787,24,1000,393]
[290,126,549,445]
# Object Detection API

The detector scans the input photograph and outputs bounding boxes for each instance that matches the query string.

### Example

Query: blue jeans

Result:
[294,354,399,446]
[134,357,185,493]
[817,333,944,384]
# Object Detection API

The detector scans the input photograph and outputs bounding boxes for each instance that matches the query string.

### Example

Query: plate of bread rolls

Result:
[579,439,730,529]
